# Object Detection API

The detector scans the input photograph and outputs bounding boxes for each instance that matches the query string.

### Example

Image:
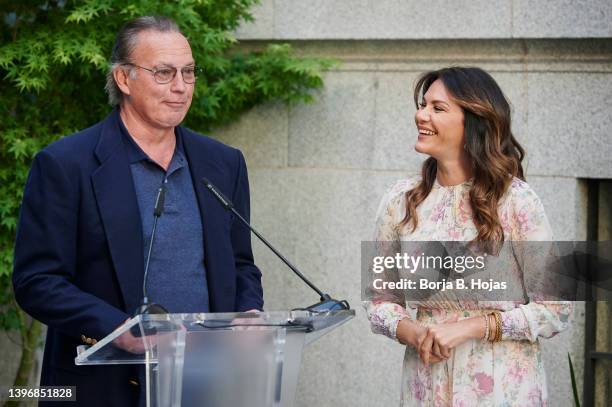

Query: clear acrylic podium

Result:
[75,310,354,407]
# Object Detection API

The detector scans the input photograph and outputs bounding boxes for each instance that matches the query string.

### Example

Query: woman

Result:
[366,67,572,406]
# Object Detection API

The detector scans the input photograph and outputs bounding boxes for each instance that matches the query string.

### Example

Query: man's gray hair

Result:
[105,16,183,106]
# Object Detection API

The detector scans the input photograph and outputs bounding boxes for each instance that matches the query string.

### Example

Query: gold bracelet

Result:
[482,314,490,342]
[486,313,495,342]
[491,312,498,342]
[493,311,502,342]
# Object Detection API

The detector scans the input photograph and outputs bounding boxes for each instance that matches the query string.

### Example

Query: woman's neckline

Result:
[433,176,473,189]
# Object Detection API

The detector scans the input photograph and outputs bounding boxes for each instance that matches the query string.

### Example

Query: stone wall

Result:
[235,0,612,40]
[211,2,612,405]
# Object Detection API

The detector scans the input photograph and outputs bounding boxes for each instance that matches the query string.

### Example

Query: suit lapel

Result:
[91,111,144,314]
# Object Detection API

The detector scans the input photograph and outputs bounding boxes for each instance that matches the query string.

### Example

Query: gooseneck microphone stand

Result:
[200,177,349,312]
[134,181,169,316]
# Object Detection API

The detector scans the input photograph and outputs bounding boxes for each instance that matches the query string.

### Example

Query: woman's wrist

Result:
[464,316,487,340]
[396,318,419,347]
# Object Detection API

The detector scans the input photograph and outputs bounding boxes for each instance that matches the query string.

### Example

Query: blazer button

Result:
[81,335,87,343]
[128,379,139,386]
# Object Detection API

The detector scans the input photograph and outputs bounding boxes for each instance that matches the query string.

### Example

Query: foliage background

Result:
[0,0,331,390]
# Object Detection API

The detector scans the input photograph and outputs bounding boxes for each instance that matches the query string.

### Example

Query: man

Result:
[12,16,263,406]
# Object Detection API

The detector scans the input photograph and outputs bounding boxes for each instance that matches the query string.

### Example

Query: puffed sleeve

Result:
[500,181,573,342]
[364,180,413,341]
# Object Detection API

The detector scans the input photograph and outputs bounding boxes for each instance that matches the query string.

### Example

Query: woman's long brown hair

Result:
[401,67,525,247]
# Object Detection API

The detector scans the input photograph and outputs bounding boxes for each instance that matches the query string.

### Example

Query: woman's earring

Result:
[463,144,467,151]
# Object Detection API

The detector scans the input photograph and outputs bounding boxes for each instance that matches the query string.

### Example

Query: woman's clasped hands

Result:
[396,314,485,366]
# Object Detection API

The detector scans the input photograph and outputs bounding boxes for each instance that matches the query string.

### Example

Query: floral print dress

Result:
[365,177,572,406]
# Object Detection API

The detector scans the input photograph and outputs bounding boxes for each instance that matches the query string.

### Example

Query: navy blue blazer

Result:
[12,109,263,406]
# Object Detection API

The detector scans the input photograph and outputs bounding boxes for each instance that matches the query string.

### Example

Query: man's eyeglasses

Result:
[123,63,202,84]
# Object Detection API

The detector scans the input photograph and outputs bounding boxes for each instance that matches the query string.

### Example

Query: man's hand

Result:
[112,318,157,354]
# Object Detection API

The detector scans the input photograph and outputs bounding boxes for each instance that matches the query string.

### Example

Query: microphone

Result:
[200,177,349,312]
[133,181,169,316]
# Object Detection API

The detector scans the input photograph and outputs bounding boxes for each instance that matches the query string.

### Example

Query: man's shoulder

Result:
[42,119,104,159]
